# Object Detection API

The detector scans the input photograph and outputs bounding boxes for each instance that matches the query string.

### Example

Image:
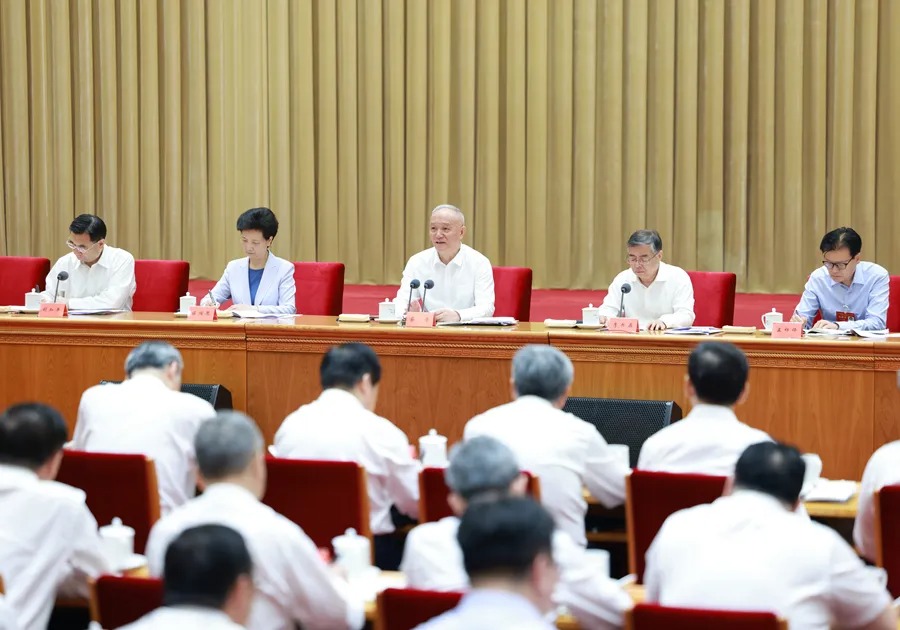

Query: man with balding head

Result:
[464,345,629,546]
[394,204,495,323]
[145,411,364,630]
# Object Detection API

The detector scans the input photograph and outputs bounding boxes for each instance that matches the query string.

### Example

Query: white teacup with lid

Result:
[582,303,601,326]
[99,517,134,570]
[179,292,197,313]
[24,288,41,310]
[332,527,371,579]
[419,429,448,467]
[761,308,783,330]
[378,299,396,320]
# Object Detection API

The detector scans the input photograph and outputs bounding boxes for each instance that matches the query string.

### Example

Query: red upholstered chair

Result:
[627,470,727,583]
[0,256,51,305]
[886,276,900,332]
[874,485,900,597]
[262,456,372,554]
[57,451,161,553]
[375,587,463,630]
[294,262,345,315]
[492,266,532,321]
[132,259,190,312]
[627,603,786,629]
[418,467,541,523]
[90,575,163,628]
[686,271,736,327]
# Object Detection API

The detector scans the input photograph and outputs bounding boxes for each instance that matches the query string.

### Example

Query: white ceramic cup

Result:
[379,300,396,320]
[179,293,197,313]
[582,304,601,326]
[99,518,134,570]
[419,429,448,467]
[332,528,371,579]
[761,309,783,330]
[24,291,42,310]
[607,444,630,469]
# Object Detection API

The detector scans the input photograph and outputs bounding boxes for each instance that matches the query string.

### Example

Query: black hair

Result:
[820,227,862,258]
[69,214,107,242]
[0,403,68,470]
[236,207,279,241]
[320,343,382,390]
[688,342,749,406]
[734,441,805,505]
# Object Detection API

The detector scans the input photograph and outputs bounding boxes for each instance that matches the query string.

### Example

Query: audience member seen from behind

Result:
[415,497,559,630]
[394,204,495,322]
[72,341,216,515]
[401,436,631,629]
[40,213,136,310]
[0,403,110,630]
[120,524,253,629]
[644,442,896,629]
[637,342,771,475]
[202,207,296,315]
[854,438,900,562]
[597,229,695,331]
[791,227,889,331]
[272,342,419,570]
[145,411,364,630]
[465,345,629,546]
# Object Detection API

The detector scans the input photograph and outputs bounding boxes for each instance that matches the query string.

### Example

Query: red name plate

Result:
[188,305,218,321]
[38,303,68,318]
[607,317,639,333]
[406,312,436,328]
[771,322,802,339]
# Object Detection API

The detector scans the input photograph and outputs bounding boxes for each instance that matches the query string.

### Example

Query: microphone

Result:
[53,271,69,303]
[421,280,434,313]
[617,283,632,318]
[405,279,421,316]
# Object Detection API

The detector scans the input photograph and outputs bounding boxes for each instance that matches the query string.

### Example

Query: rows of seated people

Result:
[0,338,898,629]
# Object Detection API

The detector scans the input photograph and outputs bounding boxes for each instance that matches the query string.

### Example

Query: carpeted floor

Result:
[187,279,799,327]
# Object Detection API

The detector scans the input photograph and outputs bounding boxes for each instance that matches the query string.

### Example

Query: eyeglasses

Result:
[822,258,853,271]
[627,254,658,265]
[66,240,99,254]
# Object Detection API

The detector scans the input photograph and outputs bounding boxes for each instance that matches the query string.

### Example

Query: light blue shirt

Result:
[793,261,889,330]
[415,589,555,630]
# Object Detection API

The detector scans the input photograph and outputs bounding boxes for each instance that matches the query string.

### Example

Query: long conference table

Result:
[1,312,899,480]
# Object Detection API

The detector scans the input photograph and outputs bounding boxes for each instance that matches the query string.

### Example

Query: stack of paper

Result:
[439,317,518,327]
[802,479,857,502]
[663,326,723,335]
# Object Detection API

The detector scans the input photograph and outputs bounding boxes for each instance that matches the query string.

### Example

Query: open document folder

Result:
[437,317,518,326]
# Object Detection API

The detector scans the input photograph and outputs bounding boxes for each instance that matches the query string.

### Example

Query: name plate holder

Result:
[607,317,639,333]
[771,322,802,339]
[406,312,436,328]
[188,305,218,321]
[38,303,68,318]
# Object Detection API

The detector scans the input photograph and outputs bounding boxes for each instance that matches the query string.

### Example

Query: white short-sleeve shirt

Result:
[598,261,695,329]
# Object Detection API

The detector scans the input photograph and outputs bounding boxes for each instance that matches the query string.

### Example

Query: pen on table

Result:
[206,290,216,308]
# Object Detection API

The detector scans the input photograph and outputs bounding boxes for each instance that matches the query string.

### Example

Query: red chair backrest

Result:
[262,456,371,553]
[630,603,785,629]
[0,256,51,306]
[294,262,345,316]
[627,470,727,583]
[887,276,900,332]
[418,467,540,523]
[57,451,161,553]
[686,271,736,327]
[90,575,163,628]
[492,266,532,321]
[132,259,190,312]
[875,484,900,597]
[376,587,463,630]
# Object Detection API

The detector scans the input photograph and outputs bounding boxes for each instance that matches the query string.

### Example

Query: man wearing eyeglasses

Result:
[597,229,695,331]
[790,227,889,331]
[40,214,136,310]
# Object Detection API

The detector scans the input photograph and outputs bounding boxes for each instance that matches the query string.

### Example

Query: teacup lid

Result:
[100,517,135,539]
[332,527,369,552]
[583,303,596,309]
[420,428,447,445]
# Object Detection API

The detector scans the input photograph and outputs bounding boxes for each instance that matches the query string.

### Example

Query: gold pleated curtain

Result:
[0,0,898,292]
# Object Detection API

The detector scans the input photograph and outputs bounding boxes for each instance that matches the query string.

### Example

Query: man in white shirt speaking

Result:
[645,442,896,629]
[394,204,494,323]
[71,341,217,515]
[637,342,772,475]
[401,436,632,629]
[40,214,136,311]
[122,524,253,630]
[598,229,694,331]
[464,345,629,546]
[146,411,364,630]
[0,403,110,630]
[272,342,419,570]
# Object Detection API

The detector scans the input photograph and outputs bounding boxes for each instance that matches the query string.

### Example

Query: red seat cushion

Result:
[492,266,532,321]
[877,484,900,597]
[92,575,164,629]
[377,587,463,630]
[631,603,782,629]
[887,276,900,332]
[294,262,345,316]
[132,260,190,312]
[418,467,540,523]
[0,256,51,306]
[686,271,736,327]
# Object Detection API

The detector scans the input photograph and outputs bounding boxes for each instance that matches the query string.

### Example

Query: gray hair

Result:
[512,345,574,401]
[195,411,263,480]
[125,341,183,377]
[431,204,466,226]
[627,229,663,254]
[445,436,521,501]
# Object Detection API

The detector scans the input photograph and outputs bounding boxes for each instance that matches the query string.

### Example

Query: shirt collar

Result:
[458,588,548,622]
[318,387,366,409]
[626,261,671,285]
[513,395,556,408]
[0,464,40,487]
[685,403,741,423]
[126,373,172,390]
[202,482,261,504]
[723,489,794,514]
[81,245,115,270]
[429,245,467,269]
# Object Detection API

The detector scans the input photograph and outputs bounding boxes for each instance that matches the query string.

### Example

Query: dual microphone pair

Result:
[405,278,434,315]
